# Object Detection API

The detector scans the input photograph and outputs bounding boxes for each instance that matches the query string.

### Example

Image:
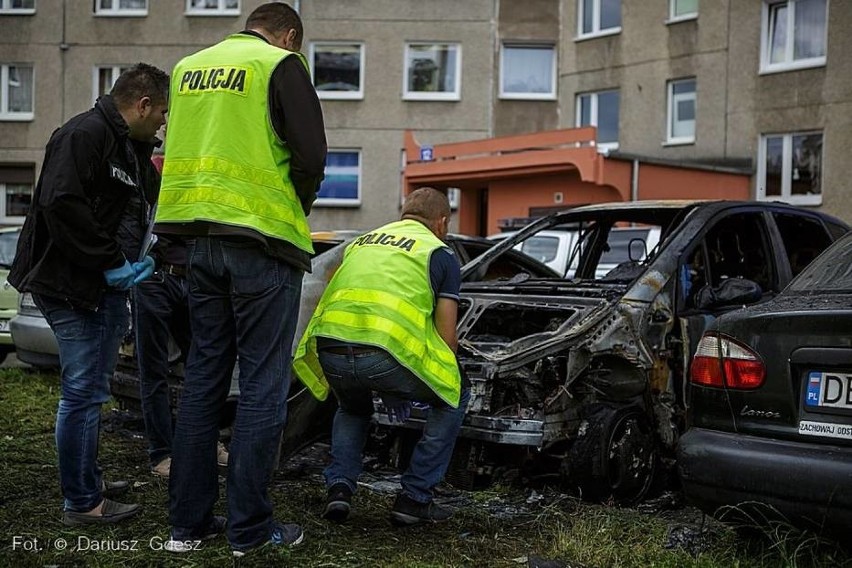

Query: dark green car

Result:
[679,231,852,537]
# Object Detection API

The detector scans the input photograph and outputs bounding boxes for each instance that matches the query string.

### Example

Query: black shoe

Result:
[62,499,141,526]
[101,479,130,499]
[323,483,353,523]
[164,515,227,553]
[390,493,453,526]
[231,521,304,557]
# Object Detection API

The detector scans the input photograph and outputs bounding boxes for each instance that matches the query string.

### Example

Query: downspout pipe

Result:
[631,158,639,202]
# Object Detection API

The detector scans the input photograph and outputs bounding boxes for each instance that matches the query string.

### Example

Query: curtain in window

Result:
[791,133,822,196]
[503,47,553,94]
[794,0,826,60]
[8,66,33,113]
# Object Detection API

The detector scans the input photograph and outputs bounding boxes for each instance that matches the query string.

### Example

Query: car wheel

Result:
[564,403,657,505]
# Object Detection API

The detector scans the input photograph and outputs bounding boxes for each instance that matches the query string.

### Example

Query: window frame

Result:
[498,42,557,101]
[0,181,31,223]
[94,0,148,17]
[576,0,622,40]
[309,41,365,101]
[0,64,34,121]
[667,0,698,23]
[575,89,620,150]
[184,0,239,16]
[759,0,828,74]
[0,0,35,15]
[92,65,129,104]
[314,149,362,208]
[402,42,462,102]
[666,77,696,145]
[756,130,823,206]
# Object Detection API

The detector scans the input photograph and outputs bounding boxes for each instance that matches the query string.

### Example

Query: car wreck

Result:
[356,200,847,504]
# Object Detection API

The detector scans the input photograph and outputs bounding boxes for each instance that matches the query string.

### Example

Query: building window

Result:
[0,166,34,222]
[576,89,620,149]
[310,42,364,100]
[185,0,239,16]
[666,78,696,144]
[0,0,35,14]
[316,150,361,207]
[761,0,827,73]
[403,43,461,101]
[577,0,621,38]
[758,131,822,206]
[0,64,33,121]
[499,43,556,100]
[93,65,130,102]
[669,0,697,21]
[95,0,147,16]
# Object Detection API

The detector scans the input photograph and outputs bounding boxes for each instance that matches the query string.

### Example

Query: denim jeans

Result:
[34,291,129,512]
[320,346,470,503]
[168,237,303,551]
[133,271,190,467]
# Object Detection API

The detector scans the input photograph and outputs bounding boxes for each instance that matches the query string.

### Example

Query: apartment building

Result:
[0,0,849,232]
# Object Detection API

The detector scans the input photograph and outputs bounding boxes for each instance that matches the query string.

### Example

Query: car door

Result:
[676,211,780,416]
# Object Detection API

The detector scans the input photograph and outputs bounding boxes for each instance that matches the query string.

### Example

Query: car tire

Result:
[564,403,657,505]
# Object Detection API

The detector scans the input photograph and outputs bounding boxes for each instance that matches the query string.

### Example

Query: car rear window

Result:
[788,233,852,292]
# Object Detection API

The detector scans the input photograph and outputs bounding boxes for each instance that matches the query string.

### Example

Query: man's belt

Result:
[159,263,186,278]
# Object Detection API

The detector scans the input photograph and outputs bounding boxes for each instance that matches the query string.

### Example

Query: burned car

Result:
[357,200,847,504]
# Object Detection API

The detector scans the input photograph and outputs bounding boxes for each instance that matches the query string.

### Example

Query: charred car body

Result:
[363,200,847,504]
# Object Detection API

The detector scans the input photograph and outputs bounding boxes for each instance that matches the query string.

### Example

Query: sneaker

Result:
[231,521,304,558]
[323,483,353,523]
[62,498,141,526]
[217,442,229,467]
[164,515,227,553]
[390,493,453,526]
[101,479,129,499]
[151,457,171,479]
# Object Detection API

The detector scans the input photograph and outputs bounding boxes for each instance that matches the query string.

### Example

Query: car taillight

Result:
[690,333,766,389]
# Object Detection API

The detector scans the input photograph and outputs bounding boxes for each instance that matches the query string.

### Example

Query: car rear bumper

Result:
[9,313,59,367]
[677,428,852,534]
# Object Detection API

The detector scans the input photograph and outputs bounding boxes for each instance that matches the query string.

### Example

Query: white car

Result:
[489,225,660,279]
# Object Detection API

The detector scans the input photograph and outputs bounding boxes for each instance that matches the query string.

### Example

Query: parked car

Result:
[105,231,557,448]
[490,226,660,280]
[677,231,852,537]
[362,200,846,504]
[0,227,22,363]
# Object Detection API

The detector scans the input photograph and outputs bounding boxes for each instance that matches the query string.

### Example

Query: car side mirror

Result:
[628,237,647,262]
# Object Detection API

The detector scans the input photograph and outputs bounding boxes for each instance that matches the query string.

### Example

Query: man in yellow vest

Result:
[154,2,326,557]
[294,187,470,526]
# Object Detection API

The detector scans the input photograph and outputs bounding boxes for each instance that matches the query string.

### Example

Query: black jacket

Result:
[9,95,160,310]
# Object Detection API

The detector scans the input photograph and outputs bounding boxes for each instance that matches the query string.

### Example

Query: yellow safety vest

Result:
[156,33,313,254]
[293,219,461,407]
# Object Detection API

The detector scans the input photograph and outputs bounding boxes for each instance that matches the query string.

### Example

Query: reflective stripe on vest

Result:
[293,219,461,407]
[157,33,313,253]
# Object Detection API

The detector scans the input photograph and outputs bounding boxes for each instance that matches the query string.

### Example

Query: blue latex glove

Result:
[104,260,136,290]
[131,255,156,285]
[381,395,411,424]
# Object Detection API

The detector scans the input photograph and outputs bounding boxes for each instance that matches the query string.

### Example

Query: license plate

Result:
[805,371,852,409]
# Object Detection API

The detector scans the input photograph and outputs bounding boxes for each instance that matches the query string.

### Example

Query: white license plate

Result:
[805,371,852,409]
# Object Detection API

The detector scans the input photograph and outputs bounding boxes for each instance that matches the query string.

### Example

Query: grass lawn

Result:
[0,368,849,568]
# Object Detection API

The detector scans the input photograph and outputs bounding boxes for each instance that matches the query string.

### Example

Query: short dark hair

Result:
[401,187,451,222]
[246,2,303,47]
[110,63,169,108]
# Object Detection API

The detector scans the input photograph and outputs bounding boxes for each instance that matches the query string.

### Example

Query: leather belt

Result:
[159,263,186,278]
[319,345,381,356]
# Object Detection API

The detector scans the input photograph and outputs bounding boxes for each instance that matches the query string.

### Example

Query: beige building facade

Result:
[0,0,848,230]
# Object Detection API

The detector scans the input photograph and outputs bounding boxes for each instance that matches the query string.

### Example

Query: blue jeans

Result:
[34,291,130,512]
[134,271,190,467]
[320,346,469,503]
[168,237,303,551]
